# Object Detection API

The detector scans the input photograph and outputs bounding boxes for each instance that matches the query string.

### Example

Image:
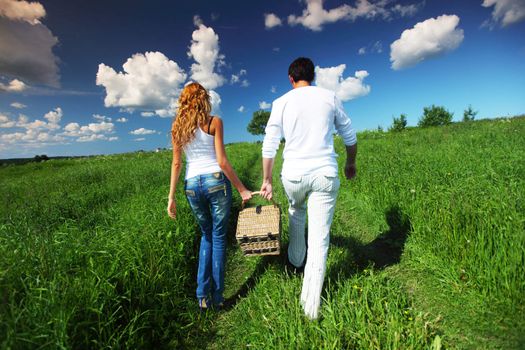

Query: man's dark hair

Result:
[288,57,315,83]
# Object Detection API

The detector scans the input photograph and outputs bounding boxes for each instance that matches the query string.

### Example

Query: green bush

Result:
[463,105,477,122]
[390,114,408,132]
[247,110,271,135]
[418,105,453,127]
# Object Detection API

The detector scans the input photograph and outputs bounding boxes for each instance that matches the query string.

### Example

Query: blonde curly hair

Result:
[171,82,211,148]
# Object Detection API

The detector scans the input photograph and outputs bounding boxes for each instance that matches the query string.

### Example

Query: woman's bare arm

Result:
[212,117,252,201]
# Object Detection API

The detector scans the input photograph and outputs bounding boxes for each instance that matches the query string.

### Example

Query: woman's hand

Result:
[167,198,177,219]
[239,190,252,202]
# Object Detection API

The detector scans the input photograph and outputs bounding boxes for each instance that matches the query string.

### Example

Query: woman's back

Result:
[184,125,221,179]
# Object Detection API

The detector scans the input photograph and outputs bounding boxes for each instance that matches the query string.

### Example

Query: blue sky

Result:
[1,0,524,158]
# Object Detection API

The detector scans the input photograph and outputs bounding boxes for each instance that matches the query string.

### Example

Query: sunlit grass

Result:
[1,118,523,349]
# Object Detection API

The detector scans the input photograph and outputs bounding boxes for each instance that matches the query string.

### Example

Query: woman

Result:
[167,82,252,310]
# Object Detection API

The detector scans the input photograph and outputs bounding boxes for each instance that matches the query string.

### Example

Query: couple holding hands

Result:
[167,57,357,320]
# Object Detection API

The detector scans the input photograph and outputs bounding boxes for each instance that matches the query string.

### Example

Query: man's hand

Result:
[345,161,357,180]
[260,181,273,200]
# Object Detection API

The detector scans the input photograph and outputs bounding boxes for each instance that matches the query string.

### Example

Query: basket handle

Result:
[242,191,278,209]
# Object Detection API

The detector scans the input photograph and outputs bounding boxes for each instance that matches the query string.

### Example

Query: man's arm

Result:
[260,157,274,199]
[334,96,358,180]
[260,100,282,199]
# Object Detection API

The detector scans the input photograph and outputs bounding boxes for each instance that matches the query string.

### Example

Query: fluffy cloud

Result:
[96,51,187,113]
[63,121,114,136]
[390,14,464,70]
[187,16,226,90]
[238,105,245,113]
[287,0,421,31]
[0,5,60,87]
[482,0,525,26]
[265,13,282,28]
[358,40,382,55]
[93,114,112,122]
[130,127,156,135]
[116,117,128,123]
[10,102,26,109]
[0,0,45,24]
[230,69,249,87]
[0,113,15,128]
[0,78,27,92]
[259,101,271,109]
[315,65,371,101]
[209,90,222,115]
[44,107,62,124]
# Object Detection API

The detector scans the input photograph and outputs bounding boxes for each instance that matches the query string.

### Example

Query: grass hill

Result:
[1,117,524,349]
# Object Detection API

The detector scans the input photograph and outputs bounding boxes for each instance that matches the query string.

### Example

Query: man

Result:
[260,57,357,320]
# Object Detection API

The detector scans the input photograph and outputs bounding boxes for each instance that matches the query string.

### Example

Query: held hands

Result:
[345,161,357,180]
[167,198,176,219]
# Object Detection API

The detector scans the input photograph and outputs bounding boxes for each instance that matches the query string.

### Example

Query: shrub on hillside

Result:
[418,105,453,127]
[463,105,477,122]
[390,114,407,132]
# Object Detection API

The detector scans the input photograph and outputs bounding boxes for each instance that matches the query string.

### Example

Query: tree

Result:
[418,105,453,127]
[247,110,270,136]
[389,113,407,132]
[463,105,477,122]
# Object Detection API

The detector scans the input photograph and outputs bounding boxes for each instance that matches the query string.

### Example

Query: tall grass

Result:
[1,118,523,349]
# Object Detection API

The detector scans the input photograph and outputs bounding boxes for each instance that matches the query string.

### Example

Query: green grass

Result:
[1,117,524,349]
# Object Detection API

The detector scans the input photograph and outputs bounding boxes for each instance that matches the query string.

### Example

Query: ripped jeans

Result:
[185,171,232,305]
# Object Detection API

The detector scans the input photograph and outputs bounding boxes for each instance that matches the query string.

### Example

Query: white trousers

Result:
[281,173,340,320]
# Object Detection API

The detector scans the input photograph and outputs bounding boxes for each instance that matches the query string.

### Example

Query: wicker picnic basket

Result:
[235,192,281,256]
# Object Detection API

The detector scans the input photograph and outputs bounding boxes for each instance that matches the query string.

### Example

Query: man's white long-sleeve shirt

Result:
[262,85,356,179]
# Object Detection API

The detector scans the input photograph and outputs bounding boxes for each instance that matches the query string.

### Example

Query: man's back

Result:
[263,85,355,178]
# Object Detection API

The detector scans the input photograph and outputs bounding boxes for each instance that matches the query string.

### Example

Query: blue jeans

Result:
[185,171,232,304]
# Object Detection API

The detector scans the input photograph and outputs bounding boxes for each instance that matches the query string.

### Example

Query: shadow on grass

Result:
[328,205,411,281]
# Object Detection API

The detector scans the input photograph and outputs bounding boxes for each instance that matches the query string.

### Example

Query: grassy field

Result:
[1,117,524,349]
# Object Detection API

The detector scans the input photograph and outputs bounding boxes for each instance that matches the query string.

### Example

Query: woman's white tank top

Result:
[184,127,221,179]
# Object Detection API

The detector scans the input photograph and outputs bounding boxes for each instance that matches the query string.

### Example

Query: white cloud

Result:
[62,120,115,143]
[44,107,62,125]
[239,69,247,75]
[315,64,371,101]
[230,74,240,84]
[209,90,222,115]
[286,0,422,31]
[390,14,464,70]
[187,16,226,90]
[130,127,156,135]
[0,14,59,86]
[265,13,282,28]
[0,113,15,128]
[93,114,111,122]
[140,111,155,117]
[0,78,27,92]
[10,102,26,109]
[482,0,525,26]
[392,2,423,17]
[273,47,280,52]
[116,117,128,123]
[133,137,146,142]
[259,101,271,109]
[359,40,382,55]
[0,0,46,24]
[240,80,250,87]
[96,51,187,113]
[271,86,277,93]
[238,105,245,113]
